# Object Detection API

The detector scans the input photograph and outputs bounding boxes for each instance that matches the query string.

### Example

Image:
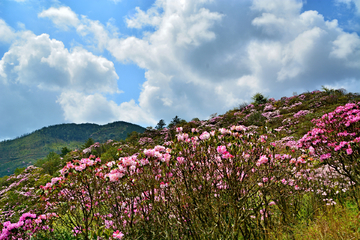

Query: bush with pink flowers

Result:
[1,89,360,239]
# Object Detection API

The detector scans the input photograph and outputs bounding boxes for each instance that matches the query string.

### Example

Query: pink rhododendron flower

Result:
[260,135,267,143]
[235,125,246,131]
[256,155,268,166]
[199,131,210,140]
[269,201,276,206]
[144,149,156,157]
[222,152,234,159]
[216,146,227,155]
[320,153,331,160]
[162,153,171,163]
[219,128,230,135]
[309,146,315,156]
[177,157,186,164]
[289,158,296,164]
[154,145,166,152]
[346,147,353,155]
[177,133,189,141]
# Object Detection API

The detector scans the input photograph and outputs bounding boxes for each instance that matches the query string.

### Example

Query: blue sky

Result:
[0,0,359,140]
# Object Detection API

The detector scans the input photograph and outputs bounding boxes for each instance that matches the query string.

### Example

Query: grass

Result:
[2,89,360,239]
[268,200,360,240]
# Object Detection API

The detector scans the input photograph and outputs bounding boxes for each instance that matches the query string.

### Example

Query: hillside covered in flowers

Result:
[0,88,360,239]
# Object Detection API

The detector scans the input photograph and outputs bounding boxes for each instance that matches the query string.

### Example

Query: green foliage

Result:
[35,152,62,176]
[60,146,71,157]
[0,121,145,177]
[34,173,52,187]
[82,138,94,149]
[14,167,26,176]
[0,175,9,188]
[2,89,360,239]
[100,147,119,163]
[126,131,140,144]
[245,111,267,126]
[191,117,200,122]
[252,92,267,105]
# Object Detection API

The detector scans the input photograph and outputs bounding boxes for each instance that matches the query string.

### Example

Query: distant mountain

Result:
[0,121,145,177]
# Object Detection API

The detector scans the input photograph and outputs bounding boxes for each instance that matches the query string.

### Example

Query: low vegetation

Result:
[0,121,145,178]
[0,88,359,239]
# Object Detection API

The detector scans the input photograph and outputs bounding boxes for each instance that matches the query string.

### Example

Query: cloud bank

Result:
[1,0,360,139]
[46,0,359,122]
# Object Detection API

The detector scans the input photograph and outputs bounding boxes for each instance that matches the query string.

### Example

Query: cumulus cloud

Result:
[38,6,79,30]
[57,91,154,126]
[0,19,16,43]
[0,32,119,93]
[126,4,163,29]
[330,32,360,64]
[105,0,227,120]
[0,19,126,139]
[39,6,117,51]
[75,0,360,124]
[2,0,360,139]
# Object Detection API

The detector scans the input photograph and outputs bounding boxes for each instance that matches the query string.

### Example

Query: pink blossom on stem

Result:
[199,131,210,140]
[216,146,227,155]
[256,155,268,166]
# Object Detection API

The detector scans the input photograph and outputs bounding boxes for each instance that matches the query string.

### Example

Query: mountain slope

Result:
[0,121,145,177]
[1,89,360,239]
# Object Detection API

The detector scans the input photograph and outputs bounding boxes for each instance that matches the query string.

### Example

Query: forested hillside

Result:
[1,88,360,239]
[0,121,145,177]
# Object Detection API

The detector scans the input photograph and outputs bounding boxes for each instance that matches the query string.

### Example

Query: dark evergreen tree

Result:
[172,116,181,125]
[252,93,267,105]
[60,147,71,157]
[83,138,95,149]
[155,119,166,130]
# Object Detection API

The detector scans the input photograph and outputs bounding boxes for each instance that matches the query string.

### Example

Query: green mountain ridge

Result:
[1,89,360,239]
[0,121,145,177]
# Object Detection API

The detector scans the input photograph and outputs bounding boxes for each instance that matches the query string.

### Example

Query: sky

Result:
[0,0,360,140]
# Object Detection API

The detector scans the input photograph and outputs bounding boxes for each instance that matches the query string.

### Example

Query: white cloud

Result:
[76,16,114,51]
[57,91,155,125]
[0,19,16,43]
[335,0,360,14]
[330,32,360,61]
[39,6,118,51]
[77,0,360,124]
[38,6,79,30]
[35,1,360,125]
[251,0,302,18]
[0,20,123,139]
[2,0,360,139]
[126,5,163,29]
[0,32,119,93]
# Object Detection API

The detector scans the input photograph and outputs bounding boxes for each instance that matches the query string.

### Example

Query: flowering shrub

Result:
[298,102,360,206]
[293,110,311,118]
[27,125,318,239]
[1,90,360,239]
